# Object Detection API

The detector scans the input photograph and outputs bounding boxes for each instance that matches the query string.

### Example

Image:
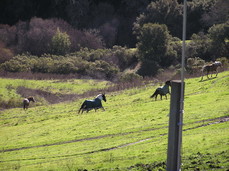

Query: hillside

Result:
[0,71,229,170]
[0,78,111,109]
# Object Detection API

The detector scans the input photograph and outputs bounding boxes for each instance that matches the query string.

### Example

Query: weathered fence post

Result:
[167,80,185,171]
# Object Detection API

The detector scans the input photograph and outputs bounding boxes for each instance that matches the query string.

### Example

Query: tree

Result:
[133,0,182,38]
[208,22,229,59]
[201,0,229,27]
[51,28,71,55]
[137,23,170,76]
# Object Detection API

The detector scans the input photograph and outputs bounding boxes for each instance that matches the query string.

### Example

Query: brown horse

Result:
[23,96,35,110]
[200,61,222,81]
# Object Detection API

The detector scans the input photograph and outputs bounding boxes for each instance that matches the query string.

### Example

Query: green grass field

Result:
[0,71,228,170]
[0,78,111,108]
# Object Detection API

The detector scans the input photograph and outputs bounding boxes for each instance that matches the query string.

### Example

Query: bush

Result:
[0,54,36,72]
[137,60,159,77]
[119,72,142,82]
[188,32,212,61]
[0,47,136,80]
[86,60,119,80]
[0,41,14,64]
[186,57,205,75]
[216,57,229,69]
[51,28,71,55]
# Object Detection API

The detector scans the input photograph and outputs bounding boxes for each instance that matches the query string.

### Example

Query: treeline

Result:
[1,0,228,47]
[0,0,228,80]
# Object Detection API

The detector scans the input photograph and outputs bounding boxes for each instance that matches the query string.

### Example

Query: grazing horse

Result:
[150,81,171,100]
[78,94,106,114]
[23,96,35,110]
[201,61,222,81]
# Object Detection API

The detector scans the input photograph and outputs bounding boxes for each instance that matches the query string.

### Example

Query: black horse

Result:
[23,96,35,110]
[78,94,106,114]
[150,81,171,100]
[201,61,222,81]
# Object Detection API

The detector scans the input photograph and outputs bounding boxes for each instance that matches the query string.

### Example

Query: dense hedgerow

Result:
[0,46,137,81]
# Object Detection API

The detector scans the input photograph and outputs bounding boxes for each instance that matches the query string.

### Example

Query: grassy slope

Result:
[0,78,110,108]
[0,71,228,170]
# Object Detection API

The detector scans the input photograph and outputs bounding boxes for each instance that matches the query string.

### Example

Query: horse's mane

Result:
[96,94,102,98]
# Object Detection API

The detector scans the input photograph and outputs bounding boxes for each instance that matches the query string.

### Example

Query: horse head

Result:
[96,94,106,102]
[214,61,222,67]
[165,80,171,86]
[102,93,106,102]
[28,96,35,102]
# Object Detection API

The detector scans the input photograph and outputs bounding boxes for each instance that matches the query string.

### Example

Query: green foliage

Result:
[0,55,36,72]
[137,23,171,76]
[87,60,119,80]
[119,72,143,82]
[216,57,229,68]
[0,42,14,64]
[188,32,212,60]
[133,0,182,38]
[0,46,139,80]
[186,57,205,75]
[51,28,71,55]
[137,60,159,76]
[208,22,229,58]
[137,23,169,62]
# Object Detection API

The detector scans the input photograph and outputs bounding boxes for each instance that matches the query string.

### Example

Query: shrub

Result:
[216,57,229,69]
[109,46,138,71]
[137,60,159,77]
[51,28,71,55]
[0,55,36,72]
[119,72,142,82]
[188,32,212,61]
[0,41,14,64]
[186,57,205,75]
[87,60,119,80]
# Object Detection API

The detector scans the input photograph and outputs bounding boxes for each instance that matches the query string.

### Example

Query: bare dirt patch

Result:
[17,86,77,104]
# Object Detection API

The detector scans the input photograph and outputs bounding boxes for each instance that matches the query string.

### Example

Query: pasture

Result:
[0,78,110,108]
[0,71,229,170]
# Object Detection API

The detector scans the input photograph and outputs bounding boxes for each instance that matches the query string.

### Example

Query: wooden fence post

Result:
[167,80,185,171]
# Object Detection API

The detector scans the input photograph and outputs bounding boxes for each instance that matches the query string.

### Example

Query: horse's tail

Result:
[150,89,158,98]
[78,101,86,114]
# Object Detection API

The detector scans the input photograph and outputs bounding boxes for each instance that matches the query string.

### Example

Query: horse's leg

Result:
[200,75,203,81]
[206,70,210,79]
[165,94,167,100]
[200,70,205,81]
[26,103,29,110]
[215,68,218,77]
[160,94,162,100]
